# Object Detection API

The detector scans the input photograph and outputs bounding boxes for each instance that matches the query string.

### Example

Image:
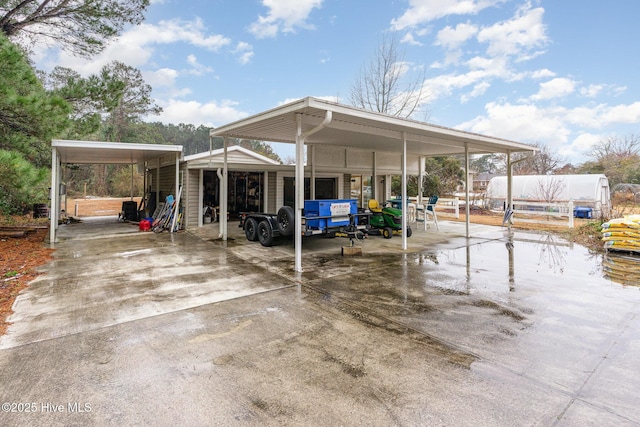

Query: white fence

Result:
[435,197,460,219]
[411,197,582,227]
[506,200,576,228]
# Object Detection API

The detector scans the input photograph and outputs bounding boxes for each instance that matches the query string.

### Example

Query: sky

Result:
[33,0,640,165]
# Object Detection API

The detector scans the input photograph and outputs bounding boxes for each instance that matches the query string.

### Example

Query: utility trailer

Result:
[239,199,370,247]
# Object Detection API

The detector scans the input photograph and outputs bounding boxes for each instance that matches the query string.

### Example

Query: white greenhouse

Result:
[486,174,611,215]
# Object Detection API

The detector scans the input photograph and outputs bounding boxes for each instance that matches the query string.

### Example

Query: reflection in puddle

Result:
[420,230,620,295]
[602,252,640,286]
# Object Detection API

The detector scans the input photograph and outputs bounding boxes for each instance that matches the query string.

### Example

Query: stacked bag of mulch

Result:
[601,214,640,253]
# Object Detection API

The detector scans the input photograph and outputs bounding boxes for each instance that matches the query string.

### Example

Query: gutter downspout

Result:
[295,110,333,273]
[506,152,535,231]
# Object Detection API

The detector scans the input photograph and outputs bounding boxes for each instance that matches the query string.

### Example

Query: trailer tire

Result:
[257,220,274,247]
[277,206,295,236]
[245,217,259,241]
[406,226,412,238]
[383,227,394,239]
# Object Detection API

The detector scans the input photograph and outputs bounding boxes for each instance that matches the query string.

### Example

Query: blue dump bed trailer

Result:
[239,199,368,247]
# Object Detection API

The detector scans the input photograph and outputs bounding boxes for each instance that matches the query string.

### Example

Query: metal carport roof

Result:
[210,97,537,272]
[49,140,183,243]
[209,97,534,157]
[51,139,182,164]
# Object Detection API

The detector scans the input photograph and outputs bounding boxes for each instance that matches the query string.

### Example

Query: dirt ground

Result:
[0,224,53,336]
[0,200,609,337]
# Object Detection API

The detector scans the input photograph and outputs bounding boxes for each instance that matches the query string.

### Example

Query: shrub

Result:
[0,150,49,215]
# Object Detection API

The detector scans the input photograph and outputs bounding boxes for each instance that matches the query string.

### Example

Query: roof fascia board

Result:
[52,139,182,153]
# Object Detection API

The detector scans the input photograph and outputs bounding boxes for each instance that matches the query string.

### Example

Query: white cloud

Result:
[457,100,640,161]
[47,18,231,75]
[425,56,510,100]
[153,99,249,126]
[145,68,179,88]
[559,133,602,159]
[600,102,640,124]
[391,0,506,30]
[531,77,576,101]
[234,42,254,65]
[248,0,324,38]
[531,69,556,79]
[435,22,478,50]
[401,32,423,46]
[459,102,571,144]
[186,54,214,76]
[461,81,490,103]
[477,4,548,59]
[579,84,604,98]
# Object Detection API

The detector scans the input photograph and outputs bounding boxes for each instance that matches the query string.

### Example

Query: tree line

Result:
[0,1,279,214]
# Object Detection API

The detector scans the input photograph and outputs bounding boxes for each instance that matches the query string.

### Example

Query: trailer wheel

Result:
[383,227,394,239]
[245,217,259,241]
[277,206,295,236]
[257,220,274,247]
[406,227,412,238]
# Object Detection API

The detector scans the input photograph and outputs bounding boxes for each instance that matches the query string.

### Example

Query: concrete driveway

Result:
[1,217,639,426]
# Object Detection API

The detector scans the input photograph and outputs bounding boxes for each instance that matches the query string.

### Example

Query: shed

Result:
[485,174,611,215]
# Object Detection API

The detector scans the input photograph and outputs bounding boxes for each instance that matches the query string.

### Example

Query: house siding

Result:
[184,168,200,229]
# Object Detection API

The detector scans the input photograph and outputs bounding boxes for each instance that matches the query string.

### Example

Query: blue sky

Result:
[33,0,640,164]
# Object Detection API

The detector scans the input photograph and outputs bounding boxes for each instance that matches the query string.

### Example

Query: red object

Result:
[139,219,151,231]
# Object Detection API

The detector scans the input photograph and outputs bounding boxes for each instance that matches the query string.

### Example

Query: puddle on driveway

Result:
[300,230,640,364]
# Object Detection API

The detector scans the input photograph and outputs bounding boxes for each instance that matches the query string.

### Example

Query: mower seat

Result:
[368,199,383,213]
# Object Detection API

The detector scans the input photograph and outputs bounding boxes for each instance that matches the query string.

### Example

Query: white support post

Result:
[418,155,424,206]
[465,143,470,238]
[568,200,574,228]
[402,132,407,250]
[507,151,513,232]
[372,152,377,203]
[49,147,58,244]
[263,171,269,213]
[310,145,316,200]
[156,164,160,216]
[295,114,304,273]
[171,153,180,233]
[198,169,204,227]
[222,137,228,241]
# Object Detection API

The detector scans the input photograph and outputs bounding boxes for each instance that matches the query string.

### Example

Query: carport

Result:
[210,97,536,272]
[49,139,183,243]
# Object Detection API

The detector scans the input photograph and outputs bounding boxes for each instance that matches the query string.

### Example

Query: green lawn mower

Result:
[366,199,412,239]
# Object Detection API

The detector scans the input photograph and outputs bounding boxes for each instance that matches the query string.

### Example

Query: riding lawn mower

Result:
[366,199,412,238]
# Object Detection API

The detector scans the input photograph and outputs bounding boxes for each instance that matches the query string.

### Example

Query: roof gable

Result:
[184,145,280,165]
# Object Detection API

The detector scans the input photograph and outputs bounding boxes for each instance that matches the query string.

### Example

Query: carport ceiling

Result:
[52,140,183,164]
[210,97,536,157]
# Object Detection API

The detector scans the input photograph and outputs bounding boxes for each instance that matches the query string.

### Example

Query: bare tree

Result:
[349,33,429,119]
[579,134,640,188]
[590,134,640,161]
[532,176,566,203]
[495,142,562,175]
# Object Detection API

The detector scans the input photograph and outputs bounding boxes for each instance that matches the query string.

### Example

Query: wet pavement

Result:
[0,217,639,426]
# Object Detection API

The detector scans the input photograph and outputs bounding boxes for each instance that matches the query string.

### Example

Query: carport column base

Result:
[342,246,362,256]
